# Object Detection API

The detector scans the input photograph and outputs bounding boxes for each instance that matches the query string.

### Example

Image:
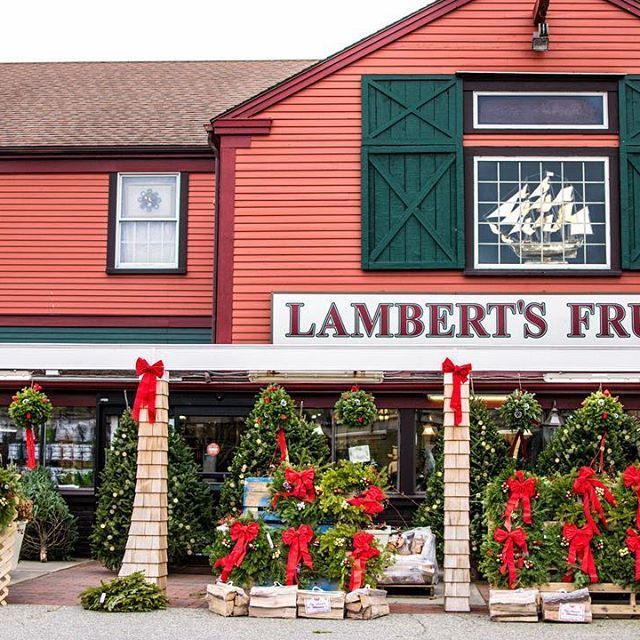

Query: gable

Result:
[213,0,640,123]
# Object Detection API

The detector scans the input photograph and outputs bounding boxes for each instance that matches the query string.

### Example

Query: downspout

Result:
[206,124,220,344]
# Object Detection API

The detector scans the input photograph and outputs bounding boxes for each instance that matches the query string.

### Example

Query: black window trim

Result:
[106,171,189,275]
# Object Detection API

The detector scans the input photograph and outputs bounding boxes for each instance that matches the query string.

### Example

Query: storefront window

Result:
[0,406,96,489]
[415,409,443,493]
[178,415,246,485]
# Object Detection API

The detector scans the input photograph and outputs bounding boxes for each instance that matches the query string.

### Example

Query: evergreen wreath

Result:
[80,572,167,612]
[334,386,378,429]
[317,460,388,527]
[269,463,323,528]
[9,383,53,430]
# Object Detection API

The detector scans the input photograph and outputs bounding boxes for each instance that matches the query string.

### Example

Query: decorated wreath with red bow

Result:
[270,464,322,527]
[8,384,53,469]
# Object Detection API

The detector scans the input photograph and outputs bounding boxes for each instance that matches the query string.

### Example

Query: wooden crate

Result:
[539,583,640,619]
[243,477,280,522]
[206,582,249,617]
[297,589,345,619]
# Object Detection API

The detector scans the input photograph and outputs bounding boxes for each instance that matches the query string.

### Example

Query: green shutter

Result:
[621,77,640,269]
[361,75,463,270]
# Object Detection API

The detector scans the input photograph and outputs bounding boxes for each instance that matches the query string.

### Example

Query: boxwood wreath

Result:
[317,460,388,528]
[334,386,377,429]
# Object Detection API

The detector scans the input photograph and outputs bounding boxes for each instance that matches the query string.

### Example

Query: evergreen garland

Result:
[217,386,329,518]
[90,409,212,571]
[413,398,510,570]
[536,390,640,476]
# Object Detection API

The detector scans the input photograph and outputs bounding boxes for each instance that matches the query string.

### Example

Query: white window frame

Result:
[473,92,609,130]
[473,156,611,271]
[114,172,181,270]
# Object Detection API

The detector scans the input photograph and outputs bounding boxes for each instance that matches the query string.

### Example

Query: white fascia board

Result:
[0,343,639,374]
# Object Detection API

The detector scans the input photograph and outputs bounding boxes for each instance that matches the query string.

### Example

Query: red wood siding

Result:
[230,0,640,343]
[0,173,214,315]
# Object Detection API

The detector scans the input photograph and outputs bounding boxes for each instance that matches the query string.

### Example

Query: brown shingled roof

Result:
[0,60,314,150]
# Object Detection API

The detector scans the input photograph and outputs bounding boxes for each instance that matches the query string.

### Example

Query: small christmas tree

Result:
[21,466,78,562]
[217,385,330,518]
[536,389,640,476]
[414,398,509,569]
[91,409,213,570]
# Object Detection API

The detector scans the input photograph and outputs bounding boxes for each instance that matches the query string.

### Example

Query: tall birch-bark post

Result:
[442,370,471,613]
[119,371,169,592]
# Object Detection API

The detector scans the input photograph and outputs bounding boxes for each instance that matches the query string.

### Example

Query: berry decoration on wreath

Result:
[8,383,53,469]
[334,386,377,429]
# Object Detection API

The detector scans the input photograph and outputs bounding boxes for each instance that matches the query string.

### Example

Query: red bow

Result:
[494,527,528,589]
[347,486,386,516]
[25,426,37,470]
[132,358,165,424]
[562,522,598,584]
[276,428,288,463]
[442,358,472,426]
[623,465,640,529]
[272,467,316,507]
[214,521,260,583]
[349,532,380,592]
[626,529,640,581]
[503,471,536,529]
[281,524,314,585]
[573,466,616,535]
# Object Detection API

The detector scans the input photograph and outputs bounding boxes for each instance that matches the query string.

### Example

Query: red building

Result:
[2,0,640,544]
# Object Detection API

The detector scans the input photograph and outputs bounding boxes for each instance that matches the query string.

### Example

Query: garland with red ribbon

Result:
[348,531,380,592]
[623,465,640,529]
[493,527,529,589]
[347,485,386,516]
[24,427,36,470]
[503,471,536,529]
[272,467,316,507]
[626,528,640,581]
[562,522,598,584]
[276,428,289,463]
[572,466,616,535]
[281,524,314,585]
[132,357,165,424]
[442,358,472,426]
[213,521,260,582]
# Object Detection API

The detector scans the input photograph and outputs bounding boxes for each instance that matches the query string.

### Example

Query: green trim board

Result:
[0,327,212,344]
[361,75,464,270]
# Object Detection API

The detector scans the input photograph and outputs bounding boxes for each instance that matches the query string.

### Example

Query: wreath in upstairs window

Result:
[138,189,162,213]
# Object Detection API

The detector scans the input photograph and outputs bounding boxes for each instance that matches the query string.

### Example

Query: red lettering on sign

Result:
[286,303,316,337]
[351,303,393,338]
[523,302,547,339]
[426,304,455,338]
[487,303,518,338]
[317,303,349,338]
[567,303,595,338]
[396,304,425,337]
[597,303,630,338]
[456,304,490,338]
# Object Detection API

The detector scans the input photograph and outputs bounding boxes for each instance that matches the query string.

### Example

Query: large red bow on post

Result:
[281,524,314,585]
[442,358,472,426]
[132,357,165,424]
[626,528,640,581]
[562,522,598,584]
[272,467,316,507]
[494,527,528,589]
[213,521,260,583]
[623,465,640,529]
[573,466,616,535]
[503,471,536,529]
[347,486,386,516]
[349,532,380,592]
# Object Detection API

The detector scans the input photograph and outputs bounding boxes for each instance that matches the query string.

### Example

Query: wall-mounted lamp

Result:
[532,0,551,52]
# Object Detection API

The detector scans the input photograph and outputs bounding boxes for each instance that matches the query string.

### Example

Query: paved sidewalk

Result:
[2,605,640,640]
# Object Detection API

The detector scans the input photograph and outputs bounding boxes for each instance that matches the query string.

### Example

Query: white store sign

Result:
[272,293,640,347]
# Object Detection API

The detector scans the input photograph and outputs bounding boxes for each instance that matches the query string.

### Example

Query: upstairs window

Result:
[473,92,608,130]
[107,173,187,273]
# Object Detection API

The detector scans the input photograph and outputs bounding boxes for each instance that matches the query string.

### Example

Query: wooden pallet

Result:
[539,583,640,619]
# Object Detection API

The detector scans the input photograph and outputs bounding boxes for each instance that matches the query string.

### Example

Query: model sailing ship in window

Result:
[475,158,609,270]
[485,171,592,263]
